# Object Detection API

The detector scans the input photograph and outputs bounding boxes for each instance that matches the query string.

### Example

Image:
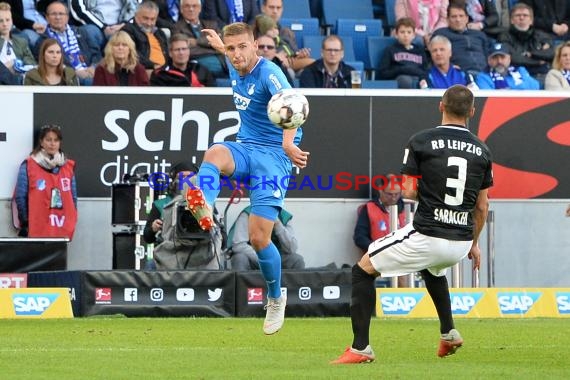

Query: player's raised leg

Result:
[186,144,235,231]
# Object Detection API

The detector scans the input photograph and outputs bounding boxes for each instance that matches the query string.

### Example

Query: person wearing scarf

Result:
[13,125,78,239]
[545,41,570,90]
[476,42,539,90]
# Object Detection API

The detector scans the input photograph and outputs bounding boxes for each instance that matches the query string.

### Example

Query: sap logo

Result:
[498,292,541,314]
[450,292,483,315]
[556,293,570,314]
[380,293,425,315]
[12,294,59,316]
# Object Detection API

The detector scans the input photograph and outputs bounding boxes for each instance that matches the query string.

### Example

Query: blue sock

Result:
[257,242,282,299]
[197,162,220,206]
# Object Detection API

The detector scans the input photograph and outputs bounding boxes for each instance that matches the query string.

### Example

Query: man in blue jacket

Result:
[476,42,540,90]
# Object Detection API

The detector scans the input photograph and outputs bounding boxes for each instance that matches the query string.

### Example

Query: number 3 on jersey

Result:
[444,156,467,206]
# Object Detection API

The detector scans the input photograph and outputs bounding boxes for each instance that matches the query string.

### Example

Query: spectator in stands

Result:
[36,2,101,86]
[202,0,260,27]
[69,0,137,45]
[13,124,77,239]
[353,173,407,287]
[432,2,490,75]
[519,0,570,40]
[497,3,555,86]
[256,33,294,86]
[427,34,477,88]
[93,30,149,86]
[395,0,449,45]
[261,0,299,53]
[378,17,429,88]
[153,0,179,30]
[121,1,169,74]
[462,0,503,38]
[144,161,222,270]
[254,14,313,76]
[299,35,354,88]
[0,2,36,84]
[475,42,540,89]
[229,205,305,271]
[24,38,79,85]
[173,0,228,78]
[545,41,570,90]
[150,33,215,86]
[5,0,46,47]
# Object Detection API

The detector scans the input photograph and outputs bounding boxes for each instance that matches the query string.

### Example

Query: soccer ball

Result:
[267,89,309,129]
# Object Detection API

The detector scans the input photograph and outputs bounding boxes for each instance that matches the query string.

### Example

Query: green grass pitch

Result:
[0,317,568,379]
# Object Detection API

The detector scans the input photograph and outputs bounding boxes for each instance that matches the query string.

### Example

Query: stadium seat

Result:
[279,18,321,49]
[321,0,374,33]
[385,0,397,32]
[281,0,312,18]
[362,79,398,89]
[345,60,365,73]
[215,78,232,87]
[337,19,383,70]
[367,36,396,80]
[303,35,356,61]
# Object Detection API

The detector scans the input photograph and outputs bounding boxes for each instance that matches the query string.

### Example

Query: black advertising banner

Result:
[0,239,67,272]
[34,92,570,199]
[81,270,236,317]
[28,270,83,317]
[235,270,351,317]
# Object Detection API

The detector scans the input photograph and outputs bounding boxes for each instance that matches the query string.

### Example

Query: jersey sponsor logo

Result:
[380,292,424,315]
[233,92,251,110]
[12,293,59,316]
[555,292,570,314]
[450,292,483,314]
[433,208,468,226]
[497,292,541,314]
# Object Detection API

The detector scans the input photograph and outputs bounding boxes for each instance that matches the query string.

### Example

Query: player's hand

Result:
[468,244,481,270]
[202,29,224,53]
[283,143,310,169]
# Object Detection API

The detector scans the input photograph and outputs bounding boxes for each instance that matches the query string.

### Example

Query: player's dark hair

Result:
[223,22,254,40]
[442,85,473,119]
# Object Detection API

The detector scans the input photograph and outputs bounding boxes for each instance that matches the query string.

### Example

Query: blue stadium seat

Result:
[215,78,232,87]
[279,18,321,49]
[337,19,383,70]
[385,0,397,30]
[345,60,365,73]
[303,35,356,61]
[362,79,399,89]
[367,36,396,79]
[321,0,374,33]
[281,0,312,18]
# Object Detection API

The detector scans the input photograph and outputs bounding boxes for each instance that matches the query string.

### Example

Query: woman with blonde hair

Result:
[545,41,570,91]
[23,38,78,85]
[93,30,149,86]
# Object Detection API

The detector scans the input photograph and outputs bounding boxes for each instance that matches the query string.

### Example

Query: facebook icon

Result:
[124,288,138,302]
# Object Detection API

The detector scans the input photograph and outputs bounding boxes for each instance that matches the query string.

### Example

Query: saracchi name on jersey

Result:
[434,208,468,225]
[430,139,483,156]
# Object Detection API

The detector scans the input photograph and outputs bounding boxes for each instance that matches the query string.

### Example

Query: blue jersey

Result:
[229,57,303,146]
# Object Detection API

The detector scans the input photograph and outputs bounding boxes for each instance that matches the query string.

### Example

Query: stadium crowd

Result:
[1,0,569,89]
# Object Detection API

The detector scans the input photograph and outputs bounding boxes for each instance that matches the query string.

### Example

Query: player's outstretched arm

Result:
[202,29,225,54]
[469,188,489,270]
[282,128,309,169]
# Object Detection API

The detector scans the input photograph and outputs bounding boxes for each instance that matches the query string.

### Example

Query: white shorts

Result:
[367,222,472,277]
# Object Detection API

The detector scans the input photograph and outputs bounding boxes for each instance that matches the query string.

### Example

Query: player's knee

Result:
[358,254,377,275]
[249,232,271,252]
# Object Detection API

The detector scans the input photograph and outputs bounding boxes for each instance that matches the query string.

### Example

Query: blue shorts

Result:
[219,141,292,213]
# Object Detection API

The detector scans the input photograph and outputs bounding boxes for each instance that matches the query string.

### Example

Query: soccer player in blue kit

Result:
[189,23,310,335]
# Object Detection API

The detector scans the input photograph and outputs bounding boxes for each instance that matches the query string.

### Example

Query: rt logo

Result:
[497,292,541,314]
[12,294,59,316]
[380,293,424,315]
[556,292,570,314]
